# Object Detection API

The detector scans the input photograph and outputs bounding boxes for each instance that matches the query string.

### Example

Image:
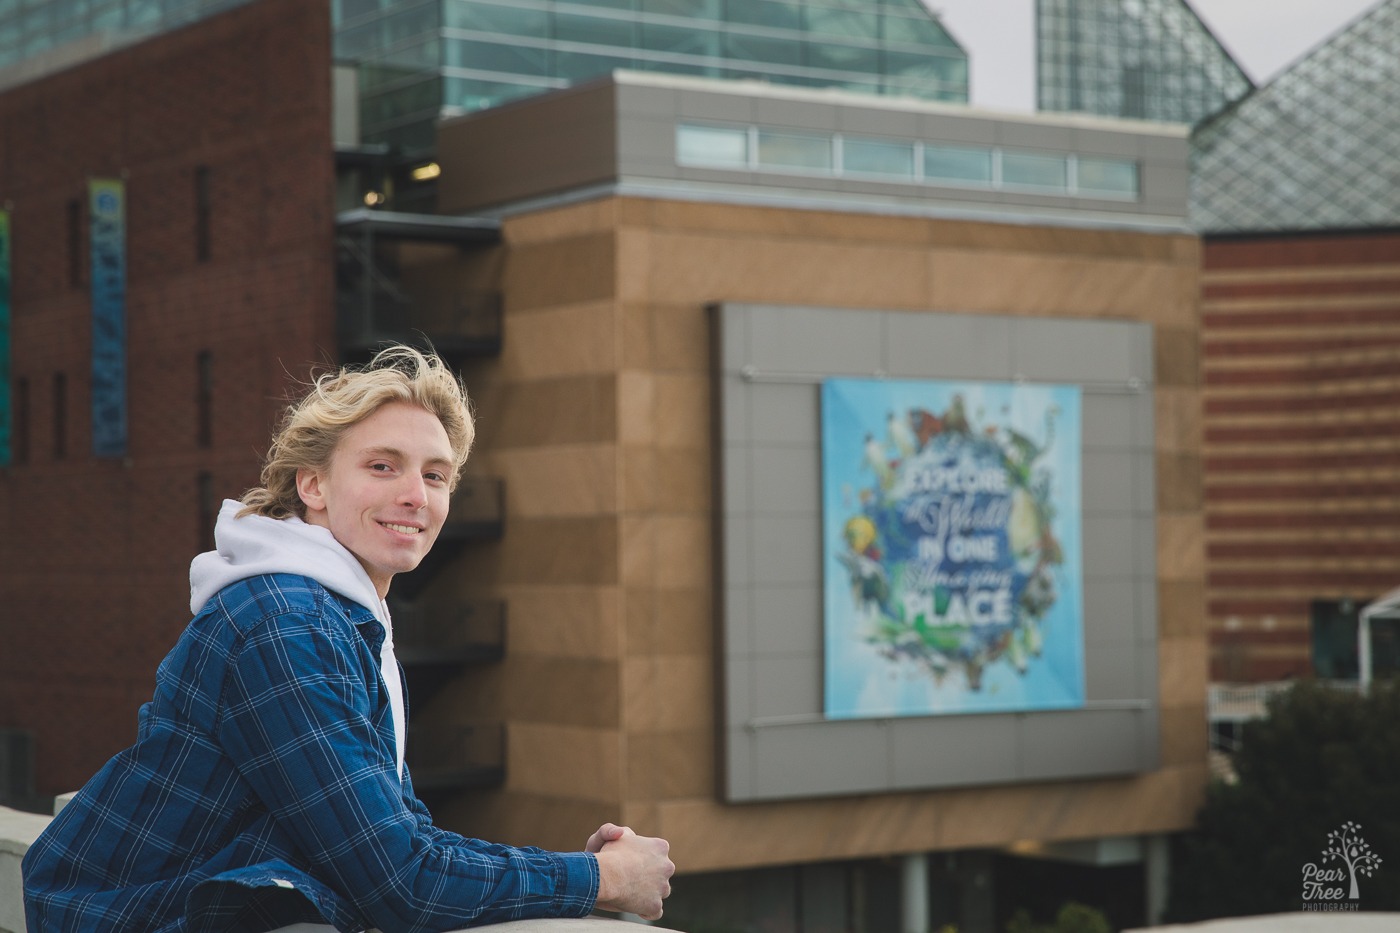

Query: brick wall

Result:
[0,0,335,795]
[1202,231,1400,681]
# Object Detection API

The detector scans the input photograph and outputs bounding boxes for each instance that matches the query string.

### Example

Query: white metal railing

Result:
[1207,679,1362,724]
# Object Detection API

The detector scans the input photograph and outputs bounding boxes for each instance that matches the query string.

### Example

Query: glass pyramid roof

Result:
[1191,0,1400,234]
[1036,0,1252,126]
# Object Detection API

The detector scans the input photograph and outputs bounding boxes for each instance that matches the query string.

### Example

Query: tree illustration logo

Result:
[1302,821,1382,909]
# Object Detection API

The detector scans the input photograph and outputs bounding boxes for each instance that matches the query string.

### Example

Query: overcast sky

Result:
[926,0,1384,112]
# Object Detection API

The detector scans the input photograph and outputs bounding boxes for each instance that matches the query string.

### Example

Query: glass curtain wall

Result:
[0,0,252,73]
[1036,0,1250,126]
[335,0,969,150]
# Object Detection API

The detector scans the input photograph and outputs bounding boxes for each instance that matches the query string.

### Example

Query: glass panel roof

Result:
[1191,0,1399,233]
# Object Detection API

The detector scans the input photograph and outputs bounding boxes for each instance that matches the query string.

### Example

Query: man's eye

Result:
[425,472,446,483]
[371,463,393,472]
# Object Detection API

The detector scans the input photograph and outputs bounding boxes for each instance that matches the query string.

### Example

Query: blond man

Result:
[24,346,672,932]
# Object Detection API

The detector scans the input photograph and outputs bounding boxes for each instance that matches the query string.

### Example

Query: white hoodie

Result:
[190,499,407,780]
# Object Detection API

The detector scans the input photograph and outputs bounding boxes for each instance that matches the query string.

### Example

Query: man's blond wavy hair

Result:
[238,345,475,520]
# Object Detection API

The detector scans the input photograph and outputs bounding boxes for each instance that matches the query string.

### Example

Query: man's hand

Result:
[587,823,674,920]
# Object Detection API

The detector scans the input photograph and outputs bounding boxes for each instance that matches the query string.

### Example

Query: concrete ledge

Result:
[1,805,55,933]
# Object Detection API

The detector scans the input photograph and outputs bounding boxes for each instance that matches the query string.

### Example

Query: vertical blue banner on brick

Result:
[90,179,127,458]
[0,210,10,466]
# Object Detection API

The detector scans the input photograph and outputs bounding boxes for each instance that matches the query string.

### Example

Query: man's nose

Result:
[398,474,427,508]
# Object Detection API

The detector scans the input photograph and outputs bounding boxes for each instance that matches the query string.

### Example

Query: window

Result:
[194,165,211,262]
[1077,156,1138,197]
[1002,151,1069,190]
[676,124,748,167]
[196,350,212,448]
[843,136,914,178]
[13,377,28,465]
[66,198,84,287]
[924,144,992,184]
[52,372,66,460]
[756,130,831,172]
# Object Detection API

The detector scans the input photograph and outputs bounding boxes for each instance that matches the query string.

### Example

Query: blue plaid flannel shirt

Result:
[22,573,599,932]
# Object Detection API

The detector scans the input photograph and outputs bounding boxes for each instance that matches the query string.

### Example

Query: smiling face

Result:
[296,401,454,598]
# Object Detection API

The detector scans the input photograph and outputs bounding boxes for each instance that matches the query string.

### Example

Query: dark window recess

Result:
[52,372,66,460]
[197,470,216,552]
[195,166,211,262]
[1315,597,1400,682]
[196,350,212,448]
[13,378,29,464]
[67,198,84,288]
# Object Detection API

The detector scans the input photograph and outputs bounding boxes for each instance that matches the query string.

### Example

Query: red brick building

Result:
[1202,231,1400,682]
[0,0,335,796]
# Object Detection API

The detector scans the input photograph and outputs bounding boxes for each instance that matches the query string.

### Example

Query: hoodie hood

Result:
[190,499,406,779]
[191,499,386,619]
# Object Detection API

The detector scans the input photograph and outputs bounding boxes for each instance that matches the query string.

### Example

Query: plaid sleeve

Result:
[217,602,598,932]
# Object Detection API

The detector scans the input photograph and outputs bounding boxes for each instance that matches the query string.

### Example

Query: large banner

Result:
[0,210,9,466]
[90,179,127,458]
[822,377,1084,719]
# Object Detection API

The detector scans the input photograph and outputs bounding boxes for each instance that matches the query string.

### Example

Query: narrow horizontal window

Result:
[843,137,914,179]
[1002,151,1069,190]
[676,124,748,167]
[924,144,992,184]
[756,130,831,172]
[1077,156,1139,197]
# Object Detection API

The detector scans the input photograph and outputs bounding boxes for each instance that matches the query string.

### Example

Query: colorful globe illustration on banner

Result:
[823,379,1083,716]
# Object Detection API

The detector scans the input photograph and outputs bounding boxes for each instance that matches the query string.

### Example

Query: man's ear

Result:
[296,468,327,514]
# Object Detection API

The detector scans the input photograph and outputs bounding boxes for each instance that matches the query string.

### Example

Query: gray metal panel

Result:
[891,715,1019,786]
[1083,513,1137,579]
[724,727,755,799]
[1083,448,1134,513]
[715,302,1160,802]
[751,446,820,514]
[752,654,822,719]
[1084,640,1140,701]
[753,96,839,130]
[1071,127,1145,158]
[1011,318,1144,383]
[1141,163,1190,213]
[884,310,1015,379]
[837,105,923,139]
[920,112,998,145]
[722,444,751,516]
[1082,393,1136,449]
[719,372,751,451]
[724,653,753,729]
[752,721,888,798]
[996,120,1076,153]
[751,514,821,585]
[723,512,753,587]
[1083,578,1137,641]
[616,116,679,174]
[723,584,753,657]
[747,304,885,375]
[675,87,757,123]
[1018,709,1145,779]
[749,382,821,446]
[1132,449,1156,513]
[1137,571,1159,643]
[615,81,679,118]
[752,585,822,656]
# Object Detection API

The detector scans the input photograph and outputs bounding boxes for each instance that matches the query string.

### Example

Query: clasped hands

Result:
[586,822,674,920]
